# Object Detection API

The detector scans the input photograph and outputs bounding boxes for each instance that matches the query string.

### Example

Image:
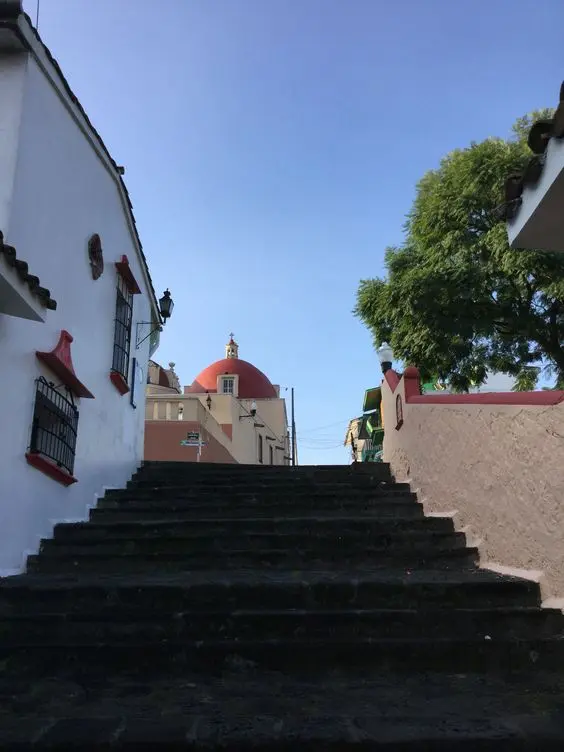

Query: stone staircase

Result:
[1,461,564,748]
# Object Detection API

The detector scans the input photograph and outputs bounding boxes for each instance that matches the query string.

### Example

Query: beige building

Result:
[145,337,290,464]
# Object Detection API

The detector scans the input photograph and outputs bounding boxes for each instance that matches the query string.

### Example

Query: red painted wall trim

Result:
[25,453,77,486]
[384,365,564,406]
[384,370,401,392]
[36,330,94,398]
[409,391,564,406]
[110,370,130,395]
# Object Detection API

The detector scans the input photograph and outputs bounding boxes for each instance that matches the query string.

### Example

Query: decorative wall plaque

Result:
[87,234,104,280]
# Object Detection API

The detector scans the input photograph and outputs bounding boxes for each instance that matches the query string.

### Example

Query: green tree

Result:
[355,110,564,392]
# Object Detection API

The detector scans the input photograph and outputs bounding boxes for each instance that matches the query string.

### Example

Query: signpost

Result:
[180,432,208,462]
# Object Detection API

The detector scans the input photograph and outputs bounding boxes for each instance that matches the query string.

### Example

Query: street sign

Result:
[180,431,208,461]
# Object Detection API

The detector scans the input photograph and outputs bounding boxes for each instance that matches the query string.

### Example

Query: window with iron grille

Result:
[29,377,79,476]
[112,274,133,382]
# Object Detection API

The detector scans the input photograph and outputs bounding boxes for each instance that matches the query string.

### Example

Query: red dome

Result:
[187,358,277,399]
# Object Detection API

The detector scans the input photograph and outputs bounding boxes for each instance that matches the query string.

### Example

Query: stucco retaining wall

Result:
[382,369,564,600]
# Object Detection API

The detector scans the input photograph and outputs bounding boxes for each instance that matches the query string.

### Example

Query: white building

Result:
[0,3,172,574]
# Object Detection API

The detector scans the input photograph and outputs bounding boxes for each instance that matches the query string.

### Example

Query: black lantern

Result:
[159,289,174,321]
[206,393,212,410]
[135,289,175,349]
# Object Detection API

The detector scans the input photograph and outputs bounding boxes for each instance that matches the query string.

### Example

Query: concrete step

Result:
[26,546,480,574]
[93,500,422,520]
[89,505,426,523]
[1,635,563,675]
[130,477,396,490]
[52,515,458,542]
[101,489,416,506]
[128,476,401,490]
[43,529,469,553]
[138,461,392,478]
[0,570,544,615]
[1,671,563,749]
[112,484,413,499]
[3,606,561,644]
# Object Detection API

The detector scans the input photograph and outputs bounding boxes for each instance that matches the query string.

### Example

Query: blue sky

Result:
[25,0,564,464]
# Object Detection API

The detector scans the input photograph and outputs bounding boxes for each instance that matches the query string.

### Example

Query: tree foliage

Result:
[355,111,564,391]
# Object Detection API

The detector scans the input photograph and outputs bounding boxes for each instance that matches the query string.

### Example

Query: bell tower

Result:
[225,333,239,359]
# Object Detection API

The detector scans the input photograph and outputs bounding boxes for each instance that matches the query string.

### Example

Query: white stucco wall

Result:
[0,53,26,232]
[0,53,154,575]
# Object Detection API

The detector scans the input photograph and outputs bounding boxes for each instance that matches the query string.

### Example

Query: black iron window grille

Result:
[112,274,133,382]
[29,377,79,475]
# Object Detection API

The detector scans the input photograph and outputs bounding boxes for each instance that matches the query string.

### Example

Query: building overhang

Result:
[505,82,564,252]
[507,135,564,252]
[363,386,382,413]
[0,233,56,321]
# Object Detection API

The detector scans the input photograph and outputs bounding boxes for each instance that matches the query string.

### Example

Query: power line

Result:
[300,444,346,451]
[298,419,353,435]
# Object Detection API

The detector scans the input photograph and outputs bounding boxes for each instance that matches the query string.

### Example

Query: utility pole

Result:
[284,386,298,467]
[292,387,298,465]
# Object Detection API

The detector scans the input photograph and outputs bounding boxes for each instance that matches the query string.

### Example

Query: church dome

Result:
[186,336,277,399]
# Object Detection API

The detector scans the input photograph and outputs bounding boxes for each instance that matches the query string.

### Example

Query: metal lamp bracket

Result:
[135,321,162,350]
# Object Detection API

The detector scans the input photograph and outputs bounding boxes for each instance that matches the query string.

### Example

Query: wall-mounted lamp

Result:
[377,342,394,374]
[178,404,184,421]
[239,401,258,420]
[206,393,212,410]
[135,289,175,349]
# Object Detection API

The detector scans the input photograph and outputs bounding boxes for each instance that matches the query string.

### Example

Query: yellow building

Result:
[145,337,290,464]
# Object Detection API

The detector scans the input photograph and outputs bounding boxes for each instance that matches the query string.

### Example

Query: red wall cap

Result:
[383,364,564,405]
[36,330,94,399]
[384,369,401,392]
[402,366,421,401]
[410,391,564,406]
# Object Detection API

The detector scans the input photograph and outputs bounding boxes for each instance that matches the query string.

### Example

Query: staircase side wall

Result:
[382,371,564,599]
